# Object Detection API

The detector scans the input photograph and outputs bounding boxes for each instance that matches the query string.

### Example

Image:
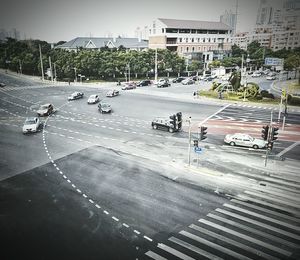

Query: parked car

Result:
[87,94,100,104]
[0,82,6,87]
[37,103,54,116]
[121,82,136,90]
[172,77,186,83]
[98,102,112,113]
[252,71,262,77]
[136,80,151,87]
[106,89,119,97]
[68,91,84,101]
[266,75,276,80]
[181,78,194,85]
[22,117,40,134]
[224,133,266,149]
[157,79,170,88]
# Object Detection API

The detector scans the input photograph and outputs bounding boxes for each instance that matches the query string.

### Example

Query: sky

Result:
[0,0,262,42]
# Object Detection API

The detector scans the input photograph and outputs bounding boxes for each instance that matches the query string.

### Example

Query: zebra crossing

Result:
[144,180,300,260]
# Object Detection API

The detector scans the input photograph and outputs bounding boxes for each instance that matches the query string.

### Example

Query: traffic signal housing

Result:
[267,141,273,150]
[261,125,269,141]
[169,114,176,129]
[176,112,182,130]
[200,126,207,140]
[271,127,279,141]
[193,139,199,147]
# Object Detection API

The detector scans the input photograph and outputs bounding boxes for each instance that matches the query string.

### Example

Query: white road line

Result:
[134,230,140,235]
[199,103,231,126]
[144,236,153,242]
[198,218,291,257]
[83,194,87,198]
[168,236,222,260]
[180,230,252,260]
[190,224,277,260]
[224,203,300,230]
[157,243,195,260]
[63,175,67,179]
[55,167,59,171]
[145,251,168,260]
[215,208,300,240]
[67,179,71,183]
[76,189,82,193]
[89,199,94,204]
[104,210,109,215]
[72,184,76,188]
[95,204,101,209]
[207,212,300,249]
[59,171,63,174]
[277,141,300,157]
[122,223,129,228]
[112,216,119,222]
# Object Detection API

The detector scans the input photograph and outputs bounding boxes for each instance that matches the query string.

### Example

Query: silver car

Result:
[224,133,266,149]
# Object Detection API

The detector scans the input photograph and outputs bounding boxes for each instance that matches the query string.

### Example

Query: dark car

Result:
[137,80,151,87]
[98,102,112,113]
[37,103,54,116]
[172,77,185,83]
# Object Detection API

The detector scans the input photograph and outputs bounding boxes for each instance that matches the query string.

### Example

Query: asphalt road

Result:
[1,72,300,260]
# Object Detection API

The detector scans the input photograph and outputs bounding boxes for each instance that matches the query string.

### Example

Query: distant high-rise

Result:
[220,10,236,34]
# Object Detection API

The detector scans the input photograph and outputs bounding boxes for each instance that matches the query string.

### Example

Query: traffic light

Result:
[261,125,269,141]
[176,112,182,129]
[267,141,273,150]
[169,114,176,128]
[200,126,207,140]
[193,139,199,147]
[271,127,279,141]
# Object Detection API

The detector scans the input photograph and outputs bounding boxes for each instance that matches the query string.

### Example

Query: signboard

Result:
[194,147,203,153]
[265,57,284,66]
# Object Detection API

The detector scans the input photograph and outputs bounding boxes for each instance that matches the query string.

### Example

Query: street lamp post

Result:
[187,117,192,166]
[73,68,77,83]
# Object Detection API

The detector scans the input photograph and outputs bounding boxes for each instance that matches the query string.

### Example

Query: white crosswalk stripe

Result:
[145,187,300,260]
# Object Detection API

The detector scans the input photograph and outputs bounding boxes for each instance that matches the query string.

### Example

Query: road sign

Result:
[265,57,284,66]
[194,147,203,153]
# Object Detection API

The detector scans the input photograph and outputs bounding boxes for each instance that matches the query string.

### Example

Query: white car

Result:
[106,89,119,97]
[68,92,84,101]
[266,75,276,80]
[252,72,262,77]
[224,133,267,149]
[23,117,40,134]
[87,94,100,104]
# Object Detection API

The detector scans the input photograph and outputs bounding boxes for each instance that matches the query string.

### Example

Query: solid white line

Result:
[277,141,300,157]
[198,103,231,126]
[157,243,195,260]
[145,251,168,260]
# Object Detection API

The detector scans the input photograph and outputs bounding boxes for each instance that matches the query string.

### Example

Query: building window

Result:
[181,47,183,52]
[179,38,182,42]
[192,38,194,42]
[162,28,164,33]
[185,38,188,43]
[166,28,179,33]
[203,38,205,43]
[192,47,195,52]
[197,30,207,34]
[186,47,189,52]
[179,29,190,33]
[191,29,196,34]
[208,38,211,42]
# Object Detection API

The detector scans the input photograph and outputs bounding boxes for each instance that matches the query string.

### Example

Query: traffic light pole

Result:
[187,117,192,166]
[264,110,273,167]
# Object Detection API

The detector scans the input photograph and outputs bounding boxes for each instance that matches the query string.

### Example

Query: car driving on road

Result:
[224,133,266,149]
[98,102,112,113]
[87,94,100,104]
[37,103,54,116]
[22,117,40,134]
[106,89,119,97]
[181,78,194,85]
[157,79,170,88]
[136,80,151,87]
[121,82,136,90]
[68,91,84,101]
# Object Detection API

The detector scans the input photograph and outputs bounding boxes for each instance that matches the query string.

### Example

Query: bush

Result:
[287,94,300,106]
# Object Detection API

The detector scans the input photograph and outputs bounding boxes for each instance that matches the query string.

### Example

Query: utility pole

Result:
[19,59,22,74]
[187,117,192,166]
[264,110,273,167]
[54,63,57,82]
[155,48,158,82]
[128,63,131,82]
[39,44,44,81]
[49,56,53,82]
[73,67,77,83]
